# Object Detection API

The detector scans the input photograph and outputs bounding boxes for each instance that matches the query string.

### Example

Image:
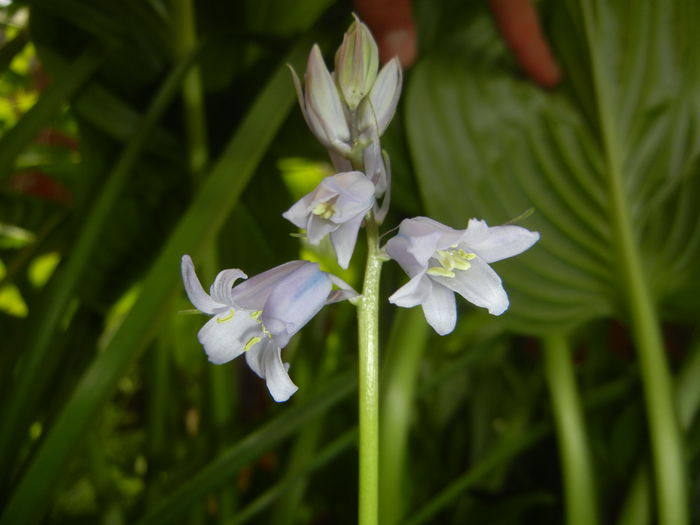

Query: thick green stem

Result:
[580,3,688,523]
[543,334,599,525]
[357,216,383,525]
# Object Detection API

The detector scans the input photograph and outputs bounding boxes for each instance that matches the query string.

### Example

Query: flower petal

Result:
[261,262,331,348]
[327,274,359,303]
[210,268,247,305]
[460,219,540,263]
[384,232,424,277]
[246,343,298,402]
[282,193,315,230]
[330,214,365,269]
[181,255,227,314]
[367,57,402,135]
[305,45,351,152]
[306,214,338,244]
[231,261,308,310]
[325,172,375,223]
[403,217,462,261]
[421,282,457,335]
[388,271,431,308]
[431,256,509,315]
[197,308,263,364]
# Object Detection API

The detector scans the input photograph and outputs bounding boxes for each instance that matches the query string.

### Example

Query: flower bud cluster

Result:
[286,16,402,268]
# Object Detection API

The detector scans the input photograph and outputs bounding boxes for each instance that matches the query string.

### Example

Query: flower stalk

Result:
[357,214,383,525]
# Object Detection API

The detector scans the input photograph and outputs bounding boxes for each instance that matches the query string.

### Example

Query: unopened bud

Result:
[289,45,352,155]
[335,16,379,110]
[358,57,402,137]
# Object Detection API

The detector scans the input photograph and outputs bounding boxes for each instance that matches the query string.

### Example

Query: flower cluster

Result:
[180,17,539,402]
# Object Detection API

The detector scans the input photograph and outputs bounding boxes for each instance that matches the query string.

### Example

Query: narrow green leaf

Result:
[0,49,197,482]
[0,46,104,183]
[0,36,310,525]
[137,372,356,525]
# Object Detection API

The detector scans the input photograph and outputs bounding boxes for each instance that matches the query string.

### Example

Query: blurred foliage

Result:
[0,1,699,524]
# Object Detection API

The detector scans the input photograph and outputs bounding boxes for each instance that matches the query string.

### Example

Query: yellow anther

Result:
[312,201,335,219]
[216,309,235,323]
[430,248,476,277]
[427,267,456,278]
[244,336,262,351]
[250,310,262,320]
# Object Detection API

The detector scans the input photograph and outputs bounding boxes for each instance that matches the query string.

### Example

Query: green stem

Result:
[172,0,209,178]
[357,216,383,525]
[542,334,599,525]
[580,3,688,523]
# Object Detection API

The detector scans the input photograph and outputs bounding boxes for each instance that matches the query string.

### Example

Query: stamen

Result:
[244,336,262,351]
[250,310,262,320]
[428,248,477,278]
[427,267,456,278]
[312,201,335,219]
[216,309,235,323]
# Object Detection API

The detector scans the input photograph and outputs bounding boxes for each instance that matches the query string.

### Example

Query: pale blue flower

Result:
[283,171,375,269]
[386,217,540,335]
[181,255,357,401]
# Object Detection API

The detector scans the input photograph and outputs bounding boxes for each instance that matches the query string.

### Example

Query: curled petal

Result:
[197,308,263,364]
[261,262,332,348]
[431,256,509,315]
[460,219,541,263]
[210,268,247,306]
[181,255,227,315]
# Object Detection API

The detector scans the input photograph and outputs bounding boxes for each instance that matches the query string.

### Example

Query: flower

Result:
[181,255,357,401]
[334,15,379,110]
[386,217,540,335]
[288,45,352,156]
[283,171,376,269]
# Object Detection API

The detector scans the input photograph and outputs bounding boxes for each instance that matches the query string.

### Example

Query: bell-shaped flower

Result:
[181,255,357,402]
[386,217,540,335]
[289,45,352,156]
[283,171,375,269]
[334,15,379,110]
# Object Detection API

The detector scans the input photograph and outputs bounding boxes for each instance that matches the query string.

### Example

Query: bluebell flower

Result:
[181,255,357,401]
[283,171,375,269]
[386,217,540,335]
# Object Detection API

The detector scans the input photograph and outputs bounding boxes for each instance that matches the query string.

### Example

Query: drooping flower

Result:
[386,217,540,335]
[289,45,352,157]
[181,255,357,401]
[283,171,375,269]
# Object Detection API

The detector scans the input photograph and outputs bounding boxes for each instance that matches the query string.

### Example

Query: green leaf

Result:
[0,46,104,183]
[0,36,310,525]
[405,0,700,334]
